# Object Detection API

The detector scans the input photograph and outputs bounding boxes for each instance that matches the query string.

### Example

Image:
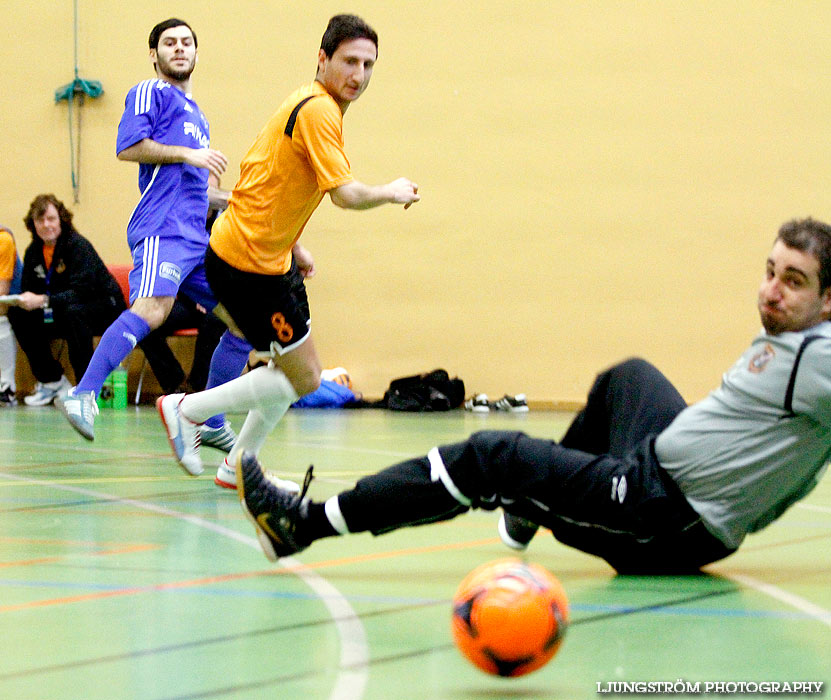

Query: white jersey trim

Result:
[134,79,159,115]
[127,164,161,229]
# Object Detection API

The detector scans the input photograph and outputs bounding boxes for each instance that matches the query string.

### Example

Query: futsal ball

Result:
[451,558,569,678]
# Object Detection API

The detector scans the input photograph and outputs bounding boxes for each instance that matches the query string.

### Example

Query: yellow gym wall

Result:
[3,1,830,405]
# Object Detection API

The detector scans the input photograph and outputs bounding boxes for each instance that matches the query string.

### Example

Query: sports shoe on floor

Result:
[157,394,203,476]
[200,421,237,453]
[0,384,17,407]
[498,512,540,551]
[464,393,490,413]
[237,451,313,561]
[56,388,98,441]
[493,393,529,412]
[23,375,72,406]
[215,456,301,493]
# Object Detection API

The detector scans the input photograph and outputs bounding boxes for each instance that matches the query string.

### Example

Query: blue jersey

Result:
[117,79,211,249]
[11,255,22,295]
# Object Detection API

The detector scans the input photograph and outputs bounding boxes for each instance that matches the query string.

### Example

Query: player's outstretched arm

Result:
[329,177,420,211]
[117,139,228,180]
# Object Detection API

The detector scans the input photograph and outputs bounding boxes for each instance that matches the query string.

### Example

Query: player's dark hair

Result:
[148,18,197,51]
[320,14,377,58]
[23,194,77,240]
[777,217,831,291]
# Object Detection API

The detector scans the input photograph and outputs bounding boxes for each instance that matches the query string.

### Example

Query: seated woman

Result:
[7,194,126,405]
[7,193,195,406]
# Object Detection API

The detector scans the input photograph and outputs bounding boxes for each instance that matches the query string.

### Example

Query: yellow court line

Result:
[0,535,156,547]
[7,508,248,522]
[0,476,185,487]
[0,544,160,570]
[0,537,499,614]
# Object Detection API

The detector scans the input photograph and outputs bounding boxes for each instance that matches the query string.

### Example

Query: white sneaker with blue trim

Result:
[24,375,72,406]
[200,421,237,453]
[56,388,98,441]
[157,394,203,476]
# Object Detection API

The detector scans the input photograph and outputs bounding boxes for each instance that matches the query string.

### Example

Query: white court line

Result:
[796,502,831,515]
[724,572,831,630]
[7,431,830,677]
[719,500,831,629]
[0,471,368,700]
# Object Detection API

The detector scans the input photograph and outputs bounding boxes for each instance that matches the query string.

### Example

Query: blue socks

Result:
[77,315,250,430]
[202,330,252,429]
[76,311,150,396]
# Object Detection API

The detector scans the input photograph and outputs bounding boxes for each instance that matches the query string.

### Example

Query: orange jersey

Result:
[0,228,17,281]
[210,81,353,274]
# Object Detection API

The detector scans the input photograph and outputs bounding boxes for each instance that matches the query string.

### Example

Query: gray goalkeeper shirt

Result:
[655,321,831,549]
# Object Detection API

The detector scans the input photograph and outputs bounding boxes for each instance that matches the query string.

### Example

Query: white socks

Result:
[181,366,299,463]
[227,403,292,466]
[181,365,299,422]
[0,316,16,390]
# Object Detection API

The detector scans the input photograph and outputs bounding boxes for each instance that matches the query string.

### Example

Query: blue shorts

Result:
[128,236,216,310]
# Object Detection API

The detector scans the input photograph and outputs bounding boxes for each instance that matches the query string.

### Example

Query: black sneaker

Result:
[464,393,490,413]
[498,512,540,550]
[493,393,529,412]
[236,451,313,561]
[0,384,17,407]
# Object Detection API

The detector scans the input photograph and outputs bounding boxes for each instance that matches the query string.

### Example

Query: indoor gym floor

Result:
[0,405,828,700]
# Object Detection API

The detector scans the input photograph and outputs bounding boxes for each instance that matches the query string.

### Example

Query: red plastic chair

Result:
[106,264,199,404]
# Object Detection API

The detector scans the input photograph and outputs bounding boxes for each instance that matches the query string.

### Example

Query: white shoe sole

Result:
[24,394,57,406]
[216,460,300,493]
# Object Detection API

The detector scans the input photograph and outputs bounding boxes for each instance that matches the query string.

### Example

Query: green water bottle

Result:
[97,374,114,409]
[112,364,128,410]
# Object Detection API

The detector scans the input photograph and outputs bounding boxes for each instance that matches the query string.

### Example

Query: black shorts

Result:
[205,245,311,354]
[440,430,736,574]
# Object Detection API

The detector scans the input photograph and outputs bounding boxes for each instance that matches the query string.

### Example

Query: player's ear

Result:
[821,286,831,320]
